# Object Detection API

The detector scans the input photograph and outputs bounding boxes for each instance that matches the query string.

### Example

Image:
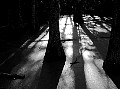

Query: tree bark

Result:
[37,0,66,89]
[103,1,120,88]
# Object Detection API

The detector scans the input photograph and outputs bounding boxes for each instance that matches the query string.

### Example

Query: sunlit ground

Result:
[8,14,114,89]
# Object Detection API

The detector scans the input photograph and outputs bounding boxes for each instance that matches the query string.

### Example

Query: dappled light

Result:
[0,14,118,89]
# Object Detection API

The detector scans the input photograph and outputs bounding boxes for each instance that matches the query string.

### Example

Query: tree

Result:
[103,0,120,88]
[37,0,66,89]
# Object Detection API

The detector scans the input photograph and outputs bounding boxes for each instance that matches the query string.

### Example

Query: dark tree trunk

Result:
[103,1,120,88]
[37,0,66,89]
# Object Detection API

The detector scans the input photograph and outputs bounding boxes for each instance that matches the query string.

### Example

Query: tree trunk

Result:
[103,1,120,88]
[37,0,66,89]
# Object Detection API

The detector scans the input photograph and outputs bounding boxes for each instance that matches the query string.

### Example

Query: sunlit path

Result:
[0,15,118,89]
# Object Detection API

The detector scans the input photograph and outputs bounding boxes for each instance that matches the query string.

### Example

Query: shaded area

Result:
[103,2,120,88]
[0,73,25,80]
[72,25,87,89]
[0,0,49,64]
[0,24,48,89]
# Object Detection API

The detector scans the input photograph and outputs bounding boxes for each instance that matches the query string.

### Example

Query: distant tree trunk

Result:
[73,0,84,25]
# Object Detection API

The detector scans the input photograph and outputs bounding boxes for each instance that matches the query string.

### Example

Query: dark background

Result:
[0,0,119,64]
[0,0,50,63]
